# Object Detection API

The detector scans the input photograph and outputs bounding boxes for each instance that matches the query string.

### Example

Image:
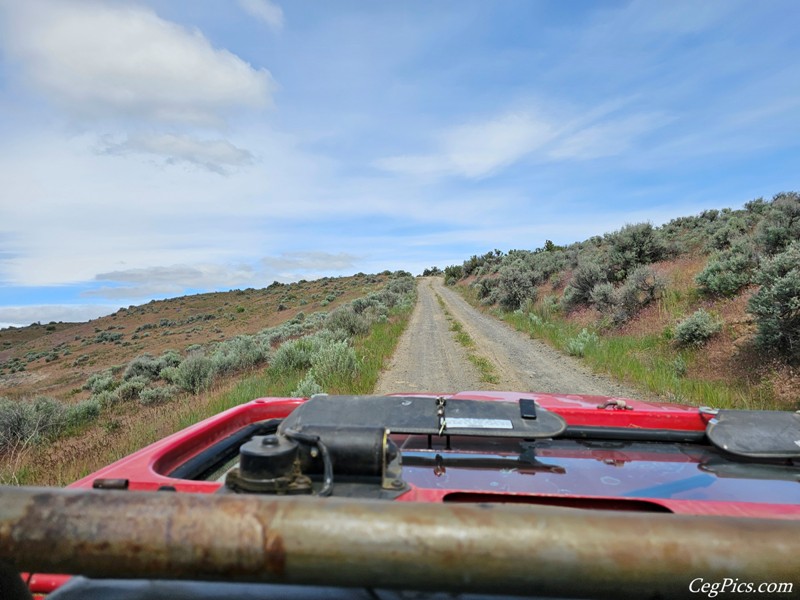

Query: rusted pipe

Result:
[1,486,798,599]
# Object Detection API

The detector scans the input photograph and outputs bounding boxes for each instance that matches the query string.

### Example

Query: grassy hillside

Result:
[0,272,416,484]
[0,274,385,401]
[443,192,799,410]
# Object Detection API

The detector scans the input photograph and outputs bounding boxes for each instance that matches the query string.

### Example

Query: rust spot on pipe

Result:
[263,531,286,577]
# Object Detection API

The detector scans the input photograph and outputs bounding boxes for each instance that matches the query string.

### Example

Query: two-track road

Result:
[375,277,640,398]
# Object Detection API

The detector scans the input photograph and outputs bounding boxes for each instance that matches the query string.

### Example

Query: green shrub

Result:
[755,192,800,255]
[616,265,665,321]
[116,376,149,402]
[473,277,497,302]
[123,353,162,381]
[444,264,463,284]
[271,337,317,372]
[159,366,180,384]
[747,241,800,362]
[176,353,214,394]
[675,309,722,347]
[563,262,606,311]
[0,396,66,450]
[310,340,359,386]
[706,216,748,251]
[696,239,758,297]
[566,329,599,357]
[71,355,90,367]
[606,222,667,281]
[139,385,178,406]
[84,371,117,394]
[271,331,346,373]
[497,259,537,310]
[590,282,618,315]
[94,331,123,343]
[745,197,769,215]
[159,350,182,368]
[528,313,544,327]
[292,372,324,398]
[326,305,370,337]
[65,398,101,428]
[210,336,270,376]
[590,265,666,324]
[91,389,120,409]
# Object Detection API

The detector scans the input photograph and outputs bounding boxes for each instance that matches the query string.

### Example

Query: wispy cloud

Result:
[82,252,360,300]
[375,110,556,179]
[238,0,284,31]
[0,0,274,125]
[376,106,667,179]
[548,113,670,161]
[261,251,358,272]
[86,263,259,299]
[99,133,255,175]
[440,112,556,178]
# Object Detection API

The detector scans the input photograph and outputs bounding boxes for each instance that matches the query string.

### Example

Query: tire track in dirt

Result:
[377,277,642,398]
[373,278,484,394]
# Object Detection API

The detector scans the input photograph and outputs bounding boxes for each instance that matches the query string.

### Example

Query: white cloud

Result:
[260,251,358,272]
[94,264,256,287]
[376,106,666,179]
[100,133,255,174]
[376,111,556,179]
[0,304,118,327]
[441,112,556,178]
[0,0,274,125]
[238,0,284,31]
[0,128,336,287]
[548,114,669,161]
[85,263,260,299]
[80,252,360,301]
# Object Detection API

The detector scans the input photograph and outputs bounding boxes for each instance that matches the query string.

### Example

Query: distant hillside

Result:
[444,192,799,408]
[1,271,418,485]
[0,273,390,402]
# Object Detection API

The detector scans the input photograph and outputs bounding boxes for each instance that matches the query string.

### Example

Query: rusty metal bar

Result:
[1,486,798,599]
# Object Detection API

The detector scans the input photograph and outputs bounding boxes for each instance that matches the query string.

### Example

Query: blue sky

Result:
[1,0,799,327]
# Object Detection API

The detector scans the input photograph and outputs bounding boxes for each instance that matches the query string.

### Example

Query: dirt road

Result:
[374,277,641,397]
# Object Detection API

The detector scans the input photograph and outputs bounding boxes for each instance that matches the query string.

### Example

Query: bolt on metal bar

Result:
[1,486,798,599]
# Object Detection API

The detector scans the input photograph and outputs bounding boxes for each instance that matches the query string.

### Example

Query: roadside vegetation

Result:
[435,293,499,385]
[0,272,416,485]
[444,192,800,410]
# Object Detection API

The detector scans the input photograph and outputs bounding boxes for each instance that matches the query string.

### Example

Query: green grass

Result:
[435,292,499,385]
[458,286,780,410]
[511,308,777,410]
[349,306,413,393]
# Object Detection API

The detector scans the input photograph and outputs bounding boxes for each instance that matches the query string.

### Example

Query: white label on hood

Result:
[447,418,513,429]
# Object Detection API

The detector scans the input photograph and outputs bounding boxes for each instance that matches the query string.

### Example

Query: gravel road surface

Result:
[375,277,642,397]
